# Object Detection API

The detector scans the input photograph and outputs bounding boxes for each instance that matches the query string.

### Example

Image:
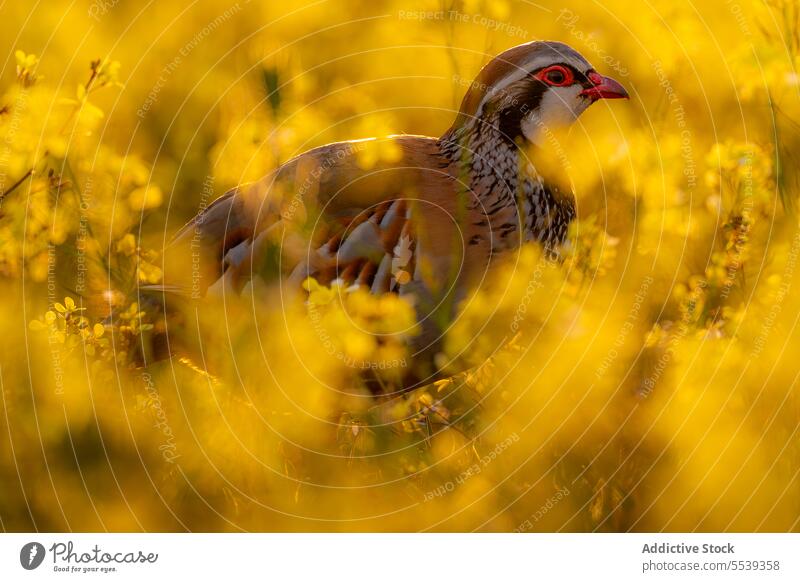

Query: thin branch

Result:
[0,167,33,202]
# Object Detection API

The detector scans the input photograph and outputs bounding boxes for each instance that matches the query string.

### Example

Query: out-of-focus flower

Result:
[4,0,800,533]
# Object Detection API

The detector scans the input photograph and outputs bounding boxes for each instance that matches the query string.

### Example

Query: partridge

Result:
[158,40,628,387]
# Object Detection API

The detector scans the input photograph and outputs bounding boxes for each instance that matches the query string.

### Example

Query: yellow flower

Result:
[15,50,41,86]
[137,260,163,284]
[128,186,163,210]
[116,233,137,256]
[303,277,338,305]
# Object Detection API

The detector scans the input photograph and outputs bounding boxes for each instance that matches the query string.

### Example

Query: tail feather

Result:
[162,187,256,297]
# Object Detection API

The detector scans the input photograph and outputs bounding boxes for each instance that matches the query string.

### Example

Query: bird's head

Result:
[450,40,628,146]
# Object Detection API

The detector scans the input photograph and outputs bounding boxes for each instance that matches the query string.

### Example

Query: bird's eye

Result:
[537,65,573,87]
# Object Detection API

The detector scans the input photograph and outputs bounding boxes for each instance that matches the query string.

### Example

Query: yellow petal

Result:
[128,186,163,211]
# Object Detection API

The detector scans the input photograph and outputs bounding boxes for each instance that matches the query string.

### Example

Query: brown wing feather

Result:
[160,135,455,298]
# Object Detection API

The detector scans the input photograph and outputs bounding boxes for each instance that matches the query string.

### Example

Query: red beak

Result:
[581,71,629,100]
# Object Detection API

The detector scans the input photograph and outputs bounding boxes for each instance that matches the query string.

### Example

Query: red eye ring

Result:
[536,65,573,87]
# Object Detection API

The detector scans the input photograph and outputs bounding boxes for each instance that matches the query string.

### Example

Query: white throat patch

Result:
[521,86,589,147]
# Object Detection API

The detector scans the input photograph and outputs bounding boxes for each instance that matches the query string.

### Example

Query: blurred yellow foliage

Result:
[1,0,799,532]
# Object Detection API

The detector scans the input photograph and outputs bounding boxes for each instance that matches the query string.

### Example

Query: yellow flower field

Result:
[0,0,799,531]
